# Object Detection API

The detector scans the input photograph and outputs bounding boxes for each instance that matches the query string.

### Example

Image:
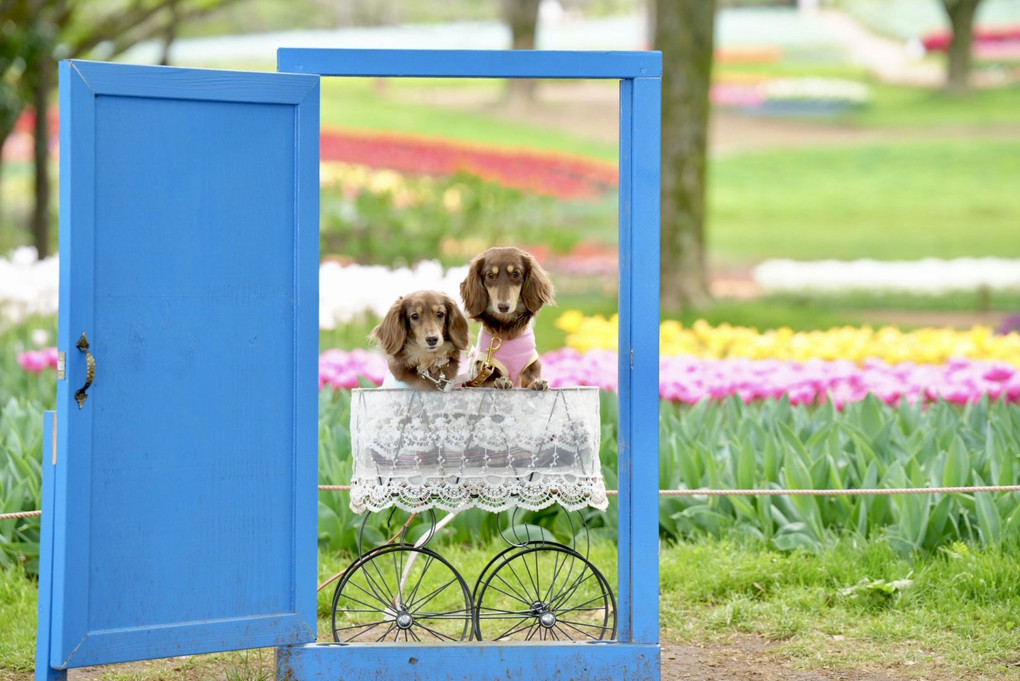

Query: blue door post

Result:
[617,73,662,645]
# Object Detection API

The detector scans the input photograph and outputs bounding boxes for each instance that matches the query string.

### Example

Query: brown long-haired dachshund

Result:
[371,290,470,390]
[459,246,555,390]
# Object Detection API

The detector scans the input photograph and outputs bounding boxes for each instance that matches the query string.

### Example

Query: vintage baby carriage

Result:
[330,387,615,643]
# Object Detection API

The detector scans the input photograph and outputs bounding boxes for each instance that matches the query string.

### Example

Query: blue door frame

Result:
[38,49,660,681]
[276,49,662,680]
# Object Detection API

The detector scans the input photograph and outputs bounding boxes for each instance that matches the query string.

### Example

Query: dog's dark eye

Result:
[436,310,445,319]
[410,313,420,321]
[511,270,521,279]
[486,272,496,280]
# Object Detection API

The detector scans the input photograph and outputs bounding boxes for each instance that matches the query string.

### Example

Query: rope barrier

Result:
[0,510,42,520]
[7,485,1020,522]
[315,484,1020,497]
[654,485,1020,496]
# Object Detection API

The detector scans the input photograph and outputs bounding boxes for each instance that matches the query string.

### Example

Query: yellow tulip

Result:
[555,311,1020,366]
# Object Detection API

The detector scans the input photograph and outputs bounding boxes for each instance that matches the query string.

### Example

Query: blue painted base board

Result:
[276,642,660,680]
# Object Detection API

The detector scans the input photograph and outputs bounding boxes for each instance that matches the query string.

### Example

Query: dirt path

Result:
[663,639,890,681]
[31,637,981,680]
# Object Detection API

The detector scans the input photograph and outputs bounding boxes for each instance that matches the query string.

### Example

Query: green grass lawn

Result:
[855,82,1020,129]
[319,77,618,161]
[660,537,1020,678]
[709,139,1020,263]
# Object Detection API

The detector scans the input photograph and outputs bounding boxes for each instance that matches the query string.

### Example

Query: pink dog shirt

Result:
[471,326,540,387]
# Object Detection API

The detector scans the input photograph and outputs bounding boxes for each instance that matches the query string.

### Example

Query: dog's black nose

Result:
[497,303,511,313]
[425,335,440,347]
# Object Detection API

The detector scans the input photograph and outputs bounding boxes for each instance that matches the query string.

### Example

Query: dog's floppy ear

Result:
[370,297,407,356]
[443,295,471,352]
[460,255,488,317]
[521,252,555,313]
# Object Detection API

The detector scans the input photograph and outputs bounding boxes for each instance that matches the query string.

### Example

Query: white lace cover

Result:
[349,387,607,513]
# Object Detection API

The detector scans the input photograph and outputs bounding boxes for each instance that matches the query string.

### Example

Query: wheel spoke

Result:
[556,619,602,640]
[414,622,462,642]
[494,617,534,641]
[366,553,397,606]
[557,594,610,616]
[406,553,436,607]
[409,576,458,612]
[482,579,532,607]
[332,620,387,634]
[544,547,569,605]
[375,623,397,642]
[505,553,537,603]
[342,581,393,611]
[549,570,598,611]
[518,546,541,601]
[361,558,395,607]
[392,545,406,603]
[416,609,473,620]
[476,607,532,619]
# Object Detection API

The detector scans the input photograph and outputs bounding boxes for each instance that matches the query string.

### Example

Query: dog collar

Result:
[418,365,455,392]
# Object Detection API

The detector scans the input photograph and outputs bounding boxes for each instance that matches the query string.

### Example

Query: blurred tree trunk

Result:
[24,0,66,259]
[941,0,982,94]
[159,0,180,65]
[502,0,541,103]
[30,56,53,257]
[656,0,716,311]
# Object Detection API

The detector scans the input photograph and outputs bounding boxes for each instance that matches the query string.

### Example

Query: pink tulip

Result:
[17,349,56,373]
[19,345,1020,405]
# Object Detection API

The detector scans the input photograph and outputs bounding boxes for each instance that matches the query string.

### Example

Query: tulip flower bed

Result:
[6,322,1020,572]
[558,313,1020,366]
[710,77,871,115]
[655,394,1020,554]
[308,346,1020,407]
[922,25,1020,60]
[320,127,617,200]
[21,320,1020,406]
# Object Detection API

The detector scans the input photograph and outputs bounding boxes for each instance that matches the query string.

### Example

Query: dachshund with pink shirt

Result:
[459,247,555,390]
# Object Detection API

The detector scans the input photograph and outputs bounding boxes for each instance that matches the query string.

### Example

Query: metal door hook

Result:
[75,332,95,409]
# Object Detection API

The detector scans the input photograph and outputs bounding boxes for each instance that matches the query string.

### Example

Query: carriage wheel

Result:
[471,540,553,606]
[474,545,616,641]
[331,545,474,643]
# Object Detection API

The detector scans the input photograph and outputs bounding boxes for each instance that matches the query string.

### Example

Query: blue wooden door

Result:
[46,60,319,669]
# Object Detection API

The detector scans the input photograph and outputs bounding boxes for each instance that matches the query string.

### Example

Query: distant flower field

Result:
[320,128,617,199]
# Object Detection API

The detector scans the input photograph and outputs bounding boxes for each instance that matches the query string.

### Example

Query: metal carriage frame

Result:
[36,49,661,681]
